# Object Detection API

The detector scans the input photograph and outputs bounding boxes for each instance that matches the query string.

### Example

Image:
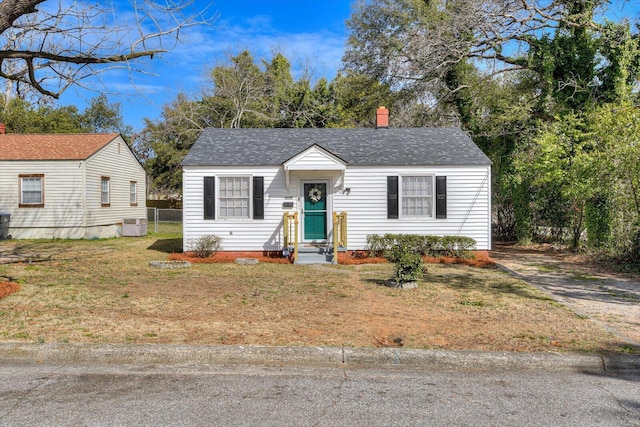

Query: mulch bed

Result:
[0,281,20,299]
[169,251,292,264]
[339,250,495,267]
[169,250,496,268]
[423,252,496,268]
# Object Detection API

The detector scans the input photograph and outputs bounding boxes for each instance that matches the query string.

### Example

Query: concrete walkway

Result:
[491,245,640,349]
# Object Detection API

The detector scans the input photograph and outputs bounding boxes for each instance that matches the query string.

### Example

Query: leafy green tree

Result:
[205,51,269,128]
[263,53,295,126]
[138,93,205,196]
[0,94,130,136]
[585,195,610,248]
[587,103,640,260]
[142,51,346,194]
[80,94,132,135]
[0,97,82,133]
[598,21,640,104]
[202,51,341,129]
[516,113,609,247]
[307,78,341,128]
[513,101,640,253]
[331,72,395,127]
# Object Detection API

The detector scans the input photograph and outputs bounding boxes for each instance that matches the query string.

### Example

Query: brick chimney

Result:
[0,123,5,134]
[376,106,389,129]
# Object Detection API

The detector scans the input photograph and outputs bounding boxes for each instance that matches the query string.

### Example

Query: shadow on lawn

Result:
[148,238,183,254]
[363,278,393,287]
[428,273,554,302]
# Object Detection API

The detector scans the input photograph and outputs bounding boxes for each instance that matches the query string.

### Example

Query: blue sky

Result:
[58,1,354,132]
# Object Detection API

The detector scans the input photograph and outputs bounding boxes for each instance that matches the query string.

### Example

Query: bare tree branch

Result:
[344,0,595,92]
[0,0,46,33]
[0,0,215,99]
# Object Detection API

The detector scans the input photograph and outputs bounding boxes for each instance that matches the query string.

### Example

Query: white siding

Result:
[85,137,147,229]
[335,166,491,250]
[0,160,85,238]
[183,166,287,251]
[183,164,491,251]
[0,136,146,239]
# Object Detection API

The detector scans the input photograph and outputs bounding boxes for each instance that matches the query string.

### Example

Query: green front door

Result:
[303,183,327,240]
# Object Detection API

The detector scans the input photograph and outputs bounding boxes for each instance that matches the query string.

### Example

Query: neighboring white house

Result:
[182,108,492,262]
[0,131,147,239]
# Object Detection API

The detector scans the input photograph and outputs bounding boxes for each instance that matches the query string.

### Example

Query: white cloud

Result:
[48,2,350,130]
[162,13,346,82]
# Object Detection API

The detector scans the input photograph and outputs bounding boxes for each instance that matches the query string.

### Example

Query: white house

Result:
[182,108,492,263]
[0,131,147,239]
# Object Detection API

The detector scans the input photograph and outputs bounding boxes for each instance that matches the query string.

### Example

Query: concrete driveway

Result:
[492,244,640,349]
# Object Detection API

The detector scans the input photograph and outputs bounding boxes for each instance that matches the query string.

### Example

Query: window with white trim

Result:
[101,177,110,206]
[130,181,137,206]
[19,175,44,207]
[218,176,250,218]
[401,176,433,218]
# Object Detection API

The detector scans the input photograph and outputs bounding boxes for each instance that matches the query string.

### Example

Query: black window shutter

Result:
[436,176,447,219]
[204,176,215,220]
[387,176,399,219]
[253,176,264,219]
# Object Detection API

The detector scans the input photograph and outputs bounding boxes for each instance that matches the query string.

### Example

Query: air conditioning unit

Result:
[122,218,148,237]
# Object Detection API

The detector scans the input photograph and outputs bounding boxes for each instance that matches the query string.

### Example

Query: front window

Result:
[401,176,433,218]
[219,176,249,219]
[130,181,137,206]
[101,177,110,206]
[20,175,44,207]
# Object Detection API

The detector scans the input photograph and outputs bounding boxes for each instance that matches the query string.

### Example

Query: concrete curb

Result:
[0,343,637,373]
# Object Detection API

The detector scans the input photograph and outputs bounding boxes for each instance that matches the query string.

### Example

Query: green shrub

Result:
[365,234,477,258]
[418,235,442,256]
[440,235,476,257]
[454,236,477,252]
[387,241,426,284]
[439,236,457,256]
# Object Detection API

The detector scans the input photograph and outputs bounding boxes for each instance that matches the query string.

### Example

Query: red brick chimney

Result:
[0,123,5,134]
[376,106,389,129]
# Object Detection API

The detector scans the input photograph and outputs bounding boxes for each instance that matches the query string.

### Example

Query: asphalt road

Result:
[1,360,639,426]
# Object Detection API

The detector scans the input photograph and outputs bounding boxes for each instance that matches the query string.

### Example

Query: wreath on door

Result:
[308,187,323,203]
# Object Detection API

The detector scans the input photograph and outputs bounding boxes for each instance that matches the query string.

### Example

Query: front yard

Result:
[0,232,625,353]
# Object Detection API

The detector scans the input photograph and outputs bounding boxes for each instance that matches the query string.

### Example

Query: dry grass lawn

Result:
[0,231,625,353]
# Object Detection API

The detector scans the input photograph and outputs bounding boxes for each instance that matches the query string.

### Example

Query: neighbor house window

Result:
[218,176,250,219]
[19,174,44,207]
[401,176,433,218]
[101,177,110,207]
[130,181,137,206]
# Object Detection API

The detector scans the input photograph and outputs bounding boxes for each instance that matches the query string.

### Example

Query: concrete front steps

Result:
[295,244,346,265]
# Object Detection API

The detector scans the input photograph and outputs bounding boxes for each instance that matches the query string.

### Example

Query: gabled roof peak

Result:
[282,143,348,166]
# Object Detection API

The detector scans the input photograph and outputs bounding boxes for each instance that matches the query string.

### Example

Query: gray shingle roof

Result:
[182,128,491,166]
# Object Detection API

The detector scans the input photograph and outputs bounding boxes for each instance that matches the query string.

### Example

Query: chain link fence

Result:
[147,208,182,235]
